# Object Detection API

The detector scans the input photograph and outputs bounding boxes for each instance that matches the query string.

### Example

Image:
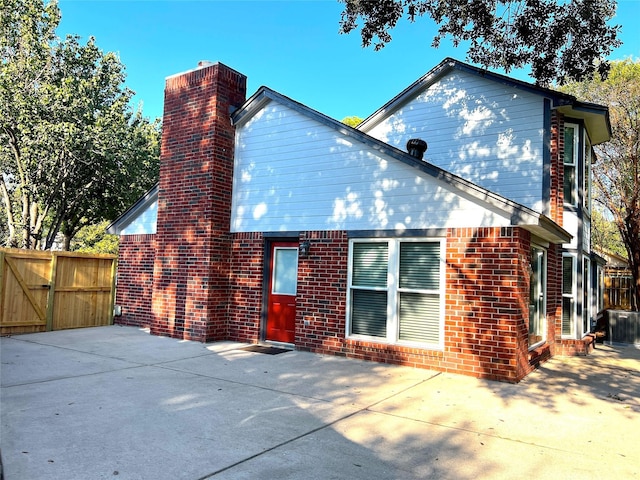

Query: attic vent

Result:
[407,138,428,160]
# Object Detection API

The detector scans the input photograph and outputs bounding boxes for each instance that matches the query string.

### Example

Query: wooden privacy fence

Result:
[0,248,117,335]
[604,274,635,311]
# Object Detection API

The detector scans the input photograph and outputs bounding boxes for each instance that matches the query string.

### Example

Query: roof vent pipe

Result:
[407,138,428,160]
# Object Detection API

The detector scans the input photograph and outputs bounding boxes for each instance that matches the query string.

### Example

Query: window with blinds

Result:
[350,242,388,338]
[348,239,444,348]
[398,242,441,343]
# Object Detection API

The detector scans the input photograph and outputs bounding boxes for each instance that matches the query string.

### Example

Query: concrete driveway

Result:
[1,326,639,480]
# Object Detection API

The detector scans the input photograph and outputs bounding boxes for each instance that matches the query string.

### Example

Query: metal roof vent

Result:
[407,138,428,160]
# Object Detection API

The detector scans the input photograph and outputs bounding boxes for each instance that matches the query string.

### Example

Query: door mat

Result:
[239,345,291,355]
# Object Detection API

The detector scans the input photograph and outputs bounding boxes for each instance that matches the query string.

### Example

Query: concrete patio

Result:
[1,326,639,479]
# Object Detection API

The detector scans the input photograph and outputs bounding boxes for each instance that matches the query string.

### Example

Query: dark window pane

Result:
[399,292,440,344]
[564,126,576,205]
[351,290,387,337]
[562,257,573,294]
[562,297,573,335]
[399,242,440,290]
[352,243,388,287]
[564,165,575,204]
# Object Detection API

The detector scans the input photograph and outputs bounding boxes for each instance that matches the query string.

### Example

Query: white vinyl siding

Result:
[562,213,579,249]
[363,70,545,211]
[231,101,515,233]
[120,199,158,235]
[347,238,445,349]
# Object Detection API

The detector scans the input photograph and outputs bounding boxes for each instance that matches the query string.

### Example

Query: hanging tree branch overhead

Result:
[338,0,621,86]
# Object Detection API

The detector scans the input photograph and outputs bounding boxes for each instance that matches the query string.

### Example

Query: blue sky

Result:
[57,0,640,122]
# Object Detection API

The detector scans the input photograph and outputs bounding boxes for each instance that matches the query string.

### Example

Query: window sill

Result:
[345,336,443,353]
[528,342,551,368]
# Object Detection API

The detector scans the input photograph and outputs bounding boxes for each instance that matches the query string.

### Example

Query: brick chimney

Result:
[151,62,247,341]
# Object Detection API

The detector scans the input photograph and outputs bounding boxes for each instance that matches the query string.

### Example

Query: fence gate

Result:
[0,248,117,335]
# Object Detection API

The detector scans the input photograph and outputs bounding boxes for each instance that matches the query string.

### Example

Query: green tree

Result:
[338,0,621,86]
[341,116,363,127]
[71,220,119,254]
[591,208,626,258]
[0,0,160,250]
[562,59,640,310]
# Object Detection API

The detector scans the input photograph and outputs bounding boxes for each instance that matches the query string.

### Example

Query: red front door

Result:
[266,241,298,343]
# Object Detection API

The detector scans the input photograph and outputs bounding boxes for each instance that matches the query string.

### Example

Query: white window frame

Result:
[562,253,577,338]
[582,256,591,337]
[529,245,547,349]
[564,123,580,207]
[346,238,446,350]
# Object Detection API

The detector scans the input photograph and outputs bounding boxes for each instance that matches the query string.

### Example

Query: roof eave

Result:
[231,88,274,126]
[519,215,572,244]
[555,102,612,145]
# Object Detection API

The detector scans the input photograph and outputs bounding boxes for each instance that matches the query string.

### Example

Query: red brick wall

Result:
[228,232,265,342]
[297,228,535,382]
[224,231,351,346]
[546,242,562,349]
[114,234,156,328]
[116,224,559,381]
[296,231,349,351]
[550,111,565,226]
[445,227,532,381]
[151,62,247,341]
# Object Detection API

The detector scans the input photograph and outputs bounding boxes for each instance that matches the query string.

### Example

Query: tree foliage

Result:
[341,115,363,127]
[562,59,640,310]
[0,0,160,250]
[591,209,626,259]
[338,0,621,86]
[71,220,119,254]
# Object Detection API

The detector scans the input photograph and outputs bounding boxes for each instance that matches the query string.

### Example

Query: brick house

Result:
[108,58,610,382]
